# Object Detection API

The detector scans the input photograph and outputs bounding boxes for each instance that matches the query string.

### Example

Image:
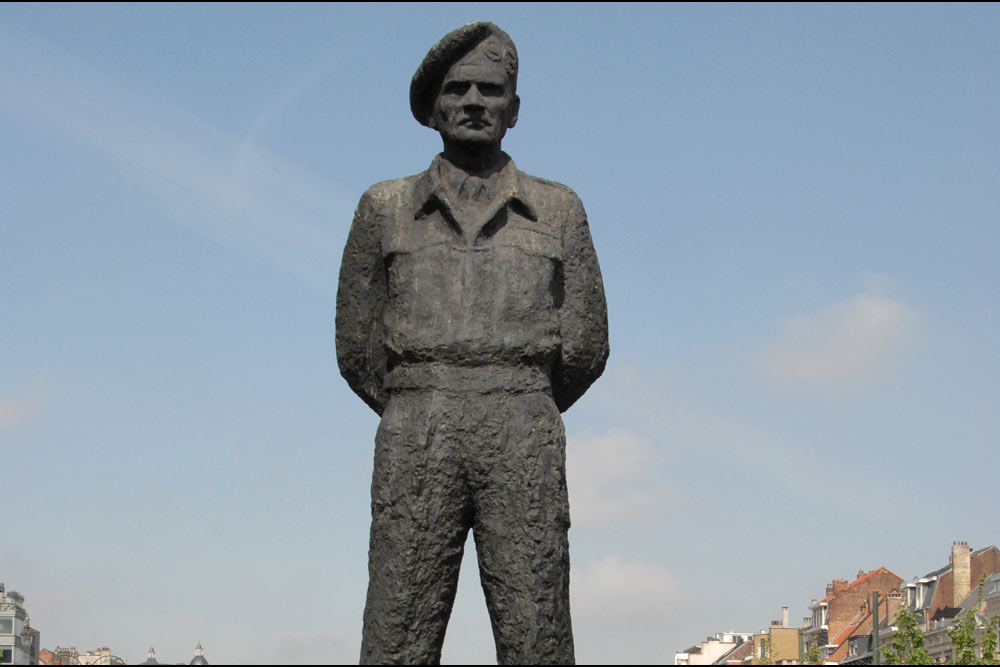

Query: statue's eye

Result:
[442,81,470,96]
[479,83,504,97]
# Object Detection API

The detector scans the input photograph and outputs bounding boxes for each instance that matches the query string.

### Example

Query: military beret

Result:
[410,21,518,127]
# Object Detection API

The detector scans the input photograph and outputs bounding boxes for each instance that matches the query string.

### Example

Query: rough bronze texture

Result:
[336,21,609,665]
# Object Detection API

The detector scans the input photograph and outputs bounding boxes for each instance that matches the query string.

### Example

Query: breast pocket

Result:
[477,219,563,322]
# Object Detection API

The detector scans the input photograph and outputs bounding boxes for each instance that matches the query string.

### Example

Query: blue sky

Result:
[2,3,998,664]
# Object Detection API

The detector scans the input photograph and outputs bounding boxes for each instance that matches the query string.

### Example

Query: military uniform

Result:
[336,21,609,666]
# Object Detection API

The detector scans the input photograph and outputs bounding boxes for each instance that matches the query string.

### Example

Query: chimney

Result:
[782,606,789,628]
[952,541,972,606]
[886,590,903,624]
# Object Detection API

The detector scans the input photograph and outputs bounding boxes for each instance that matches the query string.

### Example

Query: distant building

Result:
[751,608,801,665]
[135,644,208,665]
[43,646,126,665]
[715,640,754,665]
[834,589,904,665]
[188,643,208,666]
[78,647,125,665]
[676,608,804,666]
[903,541,1000,632]
[48,646,80,665]
[0,583,40,666]
[802,566,904,662]
[911,544,1000,665]
[674,631,754,665]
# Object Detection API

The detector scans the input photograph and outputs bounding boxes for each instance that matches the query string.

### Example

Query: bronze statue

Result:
[336,21,609,665]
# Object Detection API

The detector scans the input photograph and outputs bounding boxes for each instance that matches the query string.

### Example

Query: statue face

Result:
[429,49,519,147]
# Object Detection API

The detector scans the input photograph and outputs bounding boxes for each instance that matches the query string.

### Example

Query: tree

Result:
[980,614,1000,666]
[947,605,1000,665]
[879,602,934,665]
[758,636,773,666]
[804,643,823,665]
[949,606,981,665]
[945,573,1000,665]
[5,590,24,606]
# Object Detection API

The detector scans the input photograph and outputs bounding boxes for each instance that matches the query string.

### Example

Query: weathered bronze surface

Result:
[336,21,609,665]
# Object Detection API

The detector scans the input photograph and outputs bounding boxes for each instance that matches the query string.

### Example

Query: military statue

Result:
[336,21,609,665]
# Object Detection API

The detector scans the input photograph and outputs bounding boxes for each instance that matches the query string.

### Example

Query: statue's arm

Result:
[336,188,389,416]
[553,193,610,412]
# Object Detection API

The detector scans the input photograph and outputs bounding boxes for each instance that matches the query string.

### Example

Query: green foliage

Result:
[880,602,934,665]
[945,607,1000,665]
[944,573,1000,665]
[758,636,773,665]
[980,614,1000,665]
[5,590,24,605]
[804,643,823,665]
[949,607,981,665]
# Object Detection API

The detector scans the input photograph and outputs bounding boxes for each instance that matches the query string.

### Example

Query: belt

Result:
[384,362,552,394]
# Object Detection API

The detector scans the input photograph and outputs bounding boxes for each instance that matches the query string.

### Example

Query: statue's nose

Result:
[463,85,485,107]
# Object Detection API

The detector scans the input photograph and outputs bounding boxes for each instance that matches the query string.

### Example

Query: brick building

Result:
[904,542,1000,664]
[803,566,904,661]
[904,541,1000,631]
[832,590,904,664]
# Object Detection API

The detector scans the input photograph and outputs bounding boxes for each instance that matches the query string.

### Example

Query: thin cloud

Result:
[755,293,917,387]
[572,554,688,663]
[0,393,45,430]
[580,362,924,521]
[566,429,671,527]
[0,22,352,292]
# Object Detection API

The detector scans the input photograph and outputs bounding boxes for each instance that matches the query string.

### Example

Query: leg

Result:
[470,392,575,665]
[361,392,473,665]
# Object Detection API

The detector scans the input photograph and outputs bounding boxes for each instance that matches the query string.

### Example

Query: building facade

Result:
[675,632,754,665]
[803,567,903,662]
[0,584,39,666]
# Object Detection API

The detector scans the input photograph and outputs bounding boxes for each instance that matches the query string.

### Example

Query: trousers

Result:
[359,386,575,665]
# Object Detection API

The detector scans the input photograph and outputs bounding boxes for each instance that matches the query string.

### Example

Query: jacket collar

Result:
[414,152,538,225]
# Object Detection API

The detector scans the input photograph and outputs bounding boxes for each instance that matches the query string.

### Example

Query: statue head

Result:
[410,22,520,151]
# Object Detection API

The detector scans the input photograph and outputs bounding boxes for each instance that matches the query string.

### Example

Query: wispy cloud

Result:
[580,362,924,519]
[755,293,917,387]
[0,392,45,430]
[0,22,353,292]
[566,429,671,526]
[572,554,687,663]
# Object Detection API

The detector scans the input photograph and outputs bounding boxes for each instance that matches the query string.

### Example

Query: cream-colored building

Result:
[674,632,754,665]
[752,624,800,665]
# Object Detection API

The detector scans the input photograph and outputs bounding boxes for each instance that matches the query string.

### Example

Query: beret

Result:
[410,22,518,127]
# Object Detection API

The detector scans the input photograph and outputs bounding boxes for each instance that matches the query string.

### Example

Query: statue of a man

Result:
[336,21,609,665]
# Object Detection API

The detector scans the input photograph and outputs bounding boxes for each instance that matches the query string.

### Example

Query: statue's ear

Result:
[508,95,520,129]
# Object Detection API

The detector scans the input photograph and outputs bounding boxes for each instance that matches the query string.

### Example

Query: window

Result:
[0,646,12,665]
[0,619,11,634]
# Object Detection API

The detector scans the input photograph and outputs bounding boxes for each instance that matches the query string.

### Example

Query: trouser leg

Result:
[470,393,575,665]
[360,393,472,665]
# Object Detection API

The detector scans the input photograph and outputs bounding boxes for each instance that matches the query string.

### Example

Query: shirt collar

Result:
[415,152,538,223]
